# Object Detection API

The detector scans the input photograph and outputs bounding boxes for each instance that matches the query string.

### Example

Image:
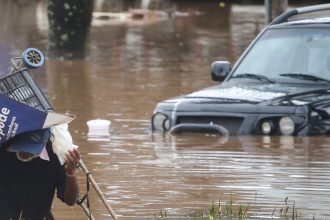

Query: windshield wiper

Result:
[279,73,330,83]
[231,73,275,83]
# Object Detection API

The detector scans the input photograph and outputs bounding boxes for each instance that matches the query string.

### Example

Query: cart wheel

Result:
[22,48,45,69]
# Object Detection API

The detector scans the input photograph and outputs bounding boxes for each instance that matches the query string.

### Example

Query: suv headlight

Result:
[279,116,295,135]
[151,113,170,132]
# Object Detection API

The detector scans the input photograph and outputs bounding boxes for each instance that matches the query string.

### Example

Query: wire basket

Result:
[0,48,52,111]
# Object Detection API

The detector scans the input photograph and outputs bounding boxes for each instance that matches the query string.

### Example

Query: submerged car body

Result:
[151,4,330,136]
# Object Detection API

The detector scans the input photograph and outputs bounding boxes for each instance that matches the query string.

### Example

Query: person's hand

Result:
[64,148,80,176]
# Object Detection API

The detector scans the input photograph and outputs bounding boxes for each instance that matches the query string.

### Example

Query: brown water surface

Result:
[0,0,330,219]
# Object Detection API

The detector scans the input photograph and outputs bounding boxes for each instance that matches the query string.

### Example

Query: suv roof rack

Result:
[271,3,330,25]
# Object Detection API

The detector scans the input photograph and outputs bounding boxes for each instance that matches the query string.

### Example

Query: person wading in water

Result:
[0,128,80,220]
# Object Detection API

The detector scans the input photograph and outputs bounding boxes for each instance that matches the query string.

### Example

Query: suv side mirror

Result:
[211,61,232,81]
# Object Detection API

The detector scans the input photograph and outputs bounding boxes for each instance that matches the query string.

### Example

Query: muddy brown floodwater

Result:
[0,0,330,219]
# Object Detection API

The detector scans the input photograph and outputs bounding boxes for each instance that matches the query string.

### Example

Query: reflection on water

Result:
[1,0,330,219]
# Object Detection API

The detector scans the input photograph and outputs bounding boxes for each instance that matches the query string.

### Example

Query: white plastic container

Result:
[87,119,111,141]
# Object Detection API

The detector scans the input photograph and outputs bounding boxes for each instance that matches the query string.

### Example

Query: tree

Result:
[47,0,94,58]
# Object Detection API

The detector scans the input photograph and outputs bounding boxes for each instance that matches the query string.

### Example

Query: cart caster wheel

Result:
[22,48,45,69]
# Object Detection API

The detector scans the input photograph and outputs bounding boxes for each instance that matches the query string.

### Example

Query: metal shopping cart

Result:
[0,48,52,111]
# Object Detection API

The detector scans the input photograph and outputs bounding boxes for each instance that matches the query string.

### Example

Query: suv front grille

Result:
[176,116,244,135]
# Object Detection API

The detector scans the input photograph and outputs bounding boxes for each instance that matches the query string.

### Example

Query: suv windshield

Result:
[232,27,330,82]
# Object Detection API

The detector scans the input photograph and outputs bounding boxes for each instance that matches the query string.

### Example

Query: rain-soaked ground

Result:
[1,0,330,219]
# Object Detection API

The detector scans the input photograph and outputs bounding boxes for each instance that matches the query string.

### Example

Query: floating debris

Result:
[87,119,111,142]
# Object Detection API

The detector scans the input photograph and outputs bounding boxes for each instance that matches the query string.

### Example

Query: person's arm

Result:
[63,148,80,206]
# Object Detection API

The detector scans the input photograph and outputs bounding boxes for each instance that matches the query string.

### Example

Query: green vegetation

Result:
[155,196,316,219]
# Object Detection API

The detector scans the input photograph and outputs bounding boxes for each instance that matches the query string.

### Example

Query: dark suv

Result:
[151,4,330,136]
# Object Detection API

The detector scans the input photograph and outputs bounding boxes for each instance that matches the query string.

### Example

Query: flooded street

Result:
[1,0,330,219]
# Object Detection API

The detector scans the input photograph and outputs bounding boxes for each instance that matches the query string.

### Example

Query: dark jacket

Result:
[0,141,66,220]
